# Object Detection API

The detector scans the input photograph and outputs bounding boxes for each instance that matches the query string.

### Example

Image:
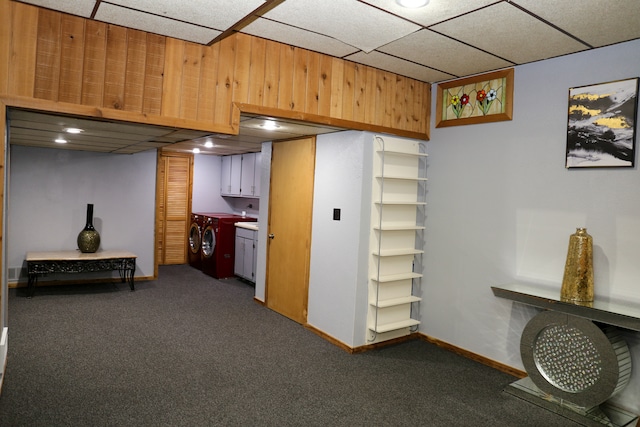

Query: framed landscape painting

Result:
[566,77,639,168]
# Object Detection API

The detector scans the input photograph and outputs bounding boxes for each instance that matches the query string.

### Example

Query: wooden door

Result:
[156,151,193,270]
[266,137,316,324]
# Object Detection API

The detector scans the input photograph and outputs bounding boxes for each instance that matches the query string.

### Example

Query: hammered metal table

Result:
[26,250,137,298]
[492,284,640,427]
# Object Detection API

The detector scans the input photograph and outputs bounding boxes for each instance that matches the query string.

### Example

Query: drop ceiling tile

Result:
[9,110,174,138]
[16,0,96,17]
[9,128,73,144]
[105,0,265,30]
[262,0,420,53]
[112,148,143,154]
[209,140,262,150]
[241,117,341,135]
[56,144,112,152]
[378,29,513,78]
[134,141,175,148]
[8,119,62,134]
[92,121,173,137]
[360,0,498,27]
[241,18,359,58]
[237,127,300,140]
[514,0,640,47]
[345,51,454,83]
[200,133,263,144]
[204,133,246,143]
[164,129,211,140]
[94,3,220,44]
[431,3,589,64]
[65,135,139,146]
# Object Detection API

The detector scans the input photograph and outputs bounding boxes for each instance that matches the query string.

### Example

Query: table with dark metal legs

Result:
[26,250,137,298]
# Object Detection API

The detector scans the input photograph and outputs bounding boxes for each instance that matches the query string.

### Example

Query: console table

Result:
[26,250,137,298]
[492,283,639,427]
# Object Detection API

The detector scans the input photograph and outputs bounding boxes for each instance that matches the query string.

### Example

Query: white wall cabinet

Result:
[235,226,257,282]
[221,155,242,196]
[221,153,261,198]
[368,136,427,343]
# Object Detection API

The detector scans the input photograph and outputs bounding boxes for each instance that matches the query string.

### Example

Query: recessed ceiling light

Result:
[193,148,200,154]
[65,127,83,134]
[204,141,214,148]
[260,119,280,130]
[396,0,429,8]
[55,138,67,144]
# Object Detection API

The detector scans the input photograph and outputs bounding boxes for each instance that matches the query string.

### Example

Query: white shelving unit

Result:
[368,136,427,343]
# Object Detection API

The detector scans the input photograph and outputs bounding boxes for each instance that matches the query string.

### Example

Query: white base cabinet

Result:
[235,227,257,282]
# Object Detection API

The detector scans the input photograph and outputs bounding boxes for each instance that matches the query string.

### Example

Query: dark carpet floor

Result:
[0,264,579,426]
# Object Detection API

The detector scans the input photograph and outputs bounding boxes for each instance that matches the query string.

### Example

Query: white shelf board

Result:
[374,201,426,206]
[371,272,422,282]
[375,175,428,181]
[373,225,426,231]
[373,248,424,256]
[370,295,421,308]
[376,149,428,158]
[369,318,420,333]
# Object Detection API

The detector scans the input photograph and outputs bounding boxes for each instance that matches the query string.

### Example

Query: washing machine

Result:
[201,213,257,279]
[187,212,206,270]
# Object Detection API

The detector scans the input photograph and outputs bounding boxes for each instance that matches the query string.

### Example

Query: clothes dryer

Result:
[201,214,256,279]
[188,212,206,270]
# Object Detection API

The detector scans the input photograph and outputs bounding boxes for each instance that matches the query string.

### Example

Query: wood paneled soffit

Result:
[2,1,430,140]
[234,103,428,141]
[1,94,236,136]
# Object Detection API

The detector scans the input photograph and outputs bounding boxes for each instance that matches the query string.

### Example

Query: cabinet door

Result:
[253,152,262,197]
[251,231,258,281]
[243,237,254,280]
[234,234,245,278]
[230,155,242,196]
[220,155,232,195]
[235,229,256,281]
[240,153,256,196]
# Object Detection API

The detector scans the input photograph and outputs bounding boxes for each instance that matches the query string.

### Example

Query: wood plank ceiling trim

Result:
[1,1,430,140]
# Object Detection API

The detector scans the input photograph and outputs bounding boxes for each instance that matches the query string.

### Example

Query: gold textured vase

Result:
[77,204,101,253]
[560,228,594,303]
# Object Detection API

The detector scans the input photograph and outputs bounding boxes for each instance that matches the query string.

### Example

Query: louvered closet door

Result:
[157,152,193,266]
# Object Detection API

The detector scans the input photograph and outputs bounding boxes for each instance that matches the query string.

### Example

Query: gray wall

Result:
[254,132,374,347]
[192,154,226,213]
[423,38,640,412]
[307,131,372,347]
[255,142,271,303]
[8,146,157,280]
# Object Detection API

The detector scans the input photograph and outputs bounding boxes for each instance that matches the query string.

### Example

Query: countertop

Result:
[235,222,259,231]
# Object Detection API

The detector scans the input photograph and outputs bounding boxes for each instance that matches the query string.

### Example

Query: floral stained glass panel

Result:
[435,68,514,128]
[442,77,506,121]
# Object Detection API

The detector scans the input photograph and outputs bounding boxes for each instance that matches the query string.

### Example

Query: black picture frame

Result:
[566,77,639,168]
